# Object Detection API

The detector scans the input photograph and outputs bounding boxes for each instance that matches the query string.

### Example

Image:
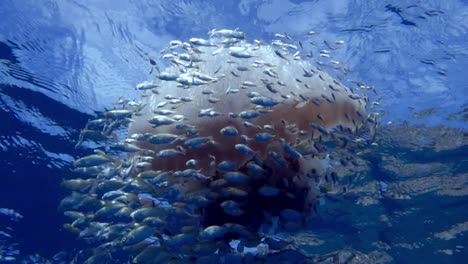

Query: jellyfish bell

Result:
[130,43,365,159]
[128,40,367,220]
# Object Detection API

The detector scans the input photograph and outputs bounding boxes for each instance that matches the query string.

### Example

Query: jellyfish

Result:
[62,31,376,262]
[128,38,368,228]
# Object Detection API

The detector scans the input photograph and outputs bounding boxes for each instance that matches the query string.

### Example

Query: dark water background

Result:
[0,0,467,263]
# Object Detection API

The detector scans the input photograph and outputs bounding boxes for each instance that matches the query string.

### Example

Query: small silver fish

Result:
[176,75,208,86]
[263,68,278,78]
[220,126,239,136]
[192,171,210,182]
[192,72,217,82]
[62,179,95,192]
[235,144,256,156]
[247,91,261,98]
[220,200,241,210]
[178,53,203,62]
[316,114,324,122]
[200,225,228,241]
[157,148,185,158]
[148,133,180,144]
[101,190,126,201]
[220,38,242,46]
[136,81,159,90]
[189,38,217,47]
[202,89,214,95]
[184,136,214,149]
[209,29,245,39]
[222,204,245,216]
[239,110,260,119]
[185,159,201,168]
[198,108,215,117]
[246,162,265,177]
[254,132,274,142]
[237,66,249,71]
[121,225,157,246]
[242,81,257,87]
[175,123,194,130]
[265,82,278,93]
[104,109,135,119]
[224,171,249,184]
[172,114,185,121]
[73,154,113,168]
[229,50,255,59]
[310,122,329,135]
[154,109,174,115]
[280,139,303,158]
[148,116,177,126]
[110,142,141,152]
[240,134,253,142]
[274,50,289,61]
[156,101,168,108]
[250,96,279,107]
[208,97,220,103]
[210,179,228,190]
[136,161,152,169]
[269,151,288,168]
[274,33,291,39]
[240,122,255,129]
[173,169,201,178]
[157,72,179,81]
[217,161,239,172]
[130,207,166,222]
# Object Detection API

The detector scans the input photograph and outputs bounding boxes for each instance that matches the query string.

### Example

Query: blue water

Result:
[0,0,467,263]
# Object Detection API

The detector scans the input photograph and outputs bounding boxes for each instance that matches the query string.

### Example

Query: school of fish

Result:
[62,28,381,263]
